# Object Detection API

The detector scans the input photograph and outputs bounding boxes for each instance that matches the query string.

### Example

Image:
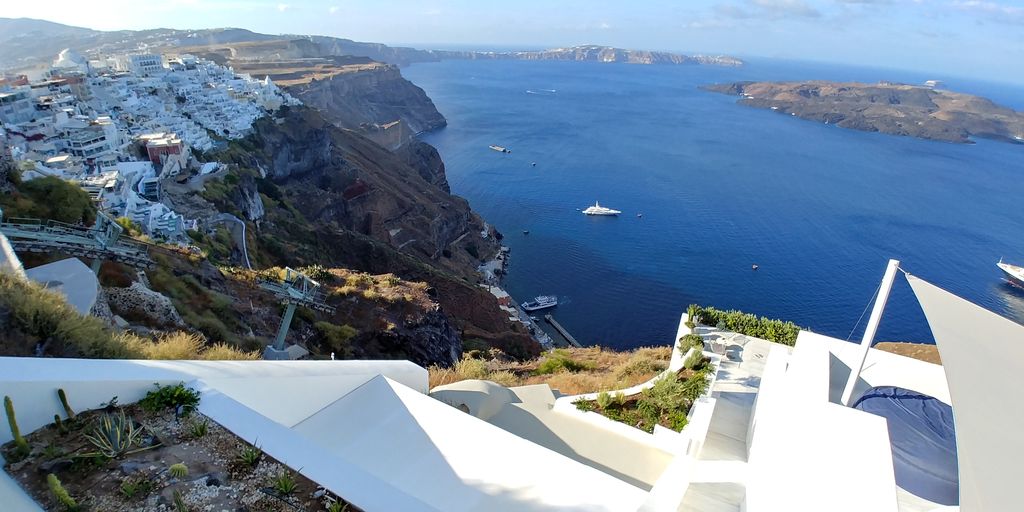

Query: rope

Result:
[847,278,883,341]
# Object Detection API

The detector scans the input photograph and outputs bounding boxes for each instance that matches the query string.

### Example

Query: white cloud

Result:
[599,22,612,29]
[328,5,339,14]
[277,3,289,12]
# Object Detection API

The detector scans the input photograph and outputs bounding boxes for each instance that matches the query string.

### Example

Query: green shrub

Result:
[0,176,96,225]
[574,399,596,412]
[47,473,79,511]
[314,322,357,357]
[677,334,705,353]
[690,304,802,346]
[596,391,612,409]
[684,350,705,371]
[139,383,201,415]
[120,477,154,499]
[533,350,594,375]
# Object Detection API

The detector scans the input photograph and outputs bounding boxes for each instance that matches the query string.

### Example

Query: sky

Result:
[4,0,1024,84]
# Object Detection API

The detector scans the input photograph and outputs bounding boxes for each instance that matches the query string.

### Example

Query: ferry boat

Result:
[521,295,558,312]
[489,145,511,153]
[997,258,1024,287]
[582,201,621,216]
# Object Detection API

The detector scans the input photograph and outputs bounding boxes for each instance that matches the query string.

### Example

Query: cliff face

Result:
[281,63,446,146]
[210,107,537,360]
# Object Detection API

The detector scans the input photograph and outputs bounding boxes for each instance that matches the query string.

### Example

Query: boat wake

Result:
[526,89,557,95]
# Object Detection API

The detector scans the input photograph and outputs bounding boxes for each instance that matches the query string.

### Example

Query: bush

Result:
[1,176,96,225]
[533,350,594,375]
[684,350,705,371]
[614,353,668,380]
[139,383,201,415]
[315,322,357,357]
[690,304,802,346]
[677,334,705,353]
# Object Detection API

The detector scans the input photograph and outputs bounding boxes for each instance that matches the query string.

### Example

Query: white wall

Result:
[0,357,427,444]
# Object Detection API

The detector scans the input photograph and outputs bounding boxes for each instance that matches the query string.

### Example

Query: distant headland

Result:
[439,45,744,67]
[704,80,1024,144]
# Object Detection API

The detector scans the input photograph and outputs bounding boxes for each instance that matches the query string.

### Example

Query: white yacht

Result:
[521,295,558,311]
[582,201,621,216]
[997,258,1024,286]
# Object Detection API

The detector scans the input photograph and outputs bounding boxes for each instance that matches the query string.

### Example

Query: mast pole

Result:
[841,259,901,406]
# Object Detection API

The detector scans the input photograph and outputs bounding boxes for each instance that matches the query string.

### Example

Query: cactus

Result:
[169,462,188,478]
[57,389,75,420]
[4,395,30,457]
[47,473,79,511]
[54,414,67,435]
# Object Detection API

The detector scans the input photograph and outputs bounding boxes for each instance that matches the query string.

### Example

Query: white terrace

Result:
[2,259,1017,511]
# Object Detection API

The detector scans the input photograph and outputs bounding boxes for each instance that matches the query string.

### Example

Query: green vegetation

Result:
[575,360,714,433]
[533,349,594,375]
[139,383,201,416]
[0,176,95,225]
[47,473,79,511]
[169,462,189,478]
[684,349,705,370]
[188,418,209,439]
[54,414,67,435]
[4,395,30,459]
[0,273,256,360]
[689,304,802,346]
[172,489,189,512]
[83,410,144,458]
[272,471,298,496]
[314,321,357,357]
[58,388,76,420]
[677,334,705,353]
[120,477,154,499]
[237,444,263,468]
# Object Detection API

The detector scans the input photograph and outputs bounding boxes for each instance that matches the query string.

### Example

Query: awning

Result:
[906,274,1024,512]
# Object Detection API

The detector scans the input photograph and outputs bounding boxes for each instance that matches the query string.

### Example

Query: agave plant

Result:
[83,410,144,458]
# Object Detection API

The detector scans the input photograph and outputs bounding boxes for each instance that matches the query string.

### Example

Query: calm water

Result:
[404,59,1024,350]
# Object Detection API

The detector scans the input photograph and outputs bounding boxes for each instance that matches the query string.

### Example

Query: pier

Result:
[544,314,582,348]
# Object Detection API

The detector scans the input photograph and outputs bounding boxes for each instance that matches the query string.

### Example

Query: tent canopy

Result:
[906,274,1024,512]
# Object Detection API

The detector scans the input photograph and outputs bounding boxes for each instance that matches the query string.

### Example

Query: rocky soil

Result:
[705,80,1024,144]
[4,403,356,512]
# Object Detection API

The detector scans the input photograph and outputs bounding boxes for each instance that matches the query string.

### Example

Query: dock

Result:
[544,314,582,348]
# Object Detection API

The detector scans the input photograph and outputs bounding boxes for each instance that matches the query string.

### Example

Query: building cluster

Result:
[0,49,299,242]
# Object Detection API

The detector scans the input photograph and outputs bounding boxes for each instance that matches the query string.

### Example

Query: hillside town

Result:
[0,49,299,243]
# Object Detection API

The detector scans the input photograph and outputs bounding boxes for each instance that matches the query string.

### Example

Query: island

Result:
[443,45,743,67]
[704,80,1024,144]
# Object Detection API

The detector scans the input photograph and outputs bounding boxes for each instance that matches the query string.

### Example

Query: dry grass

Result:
[428,346,672,394]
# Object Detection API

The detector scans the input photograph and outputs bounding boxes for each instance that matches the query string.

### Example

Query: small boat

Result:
[531,162,537,167]
[752,264,759,271]
[637,213,643,218]
[522,230,530,235]
[582,201,621,216]
[997,258,1024,287]
[522,295,558,312]
[489,145,511,153]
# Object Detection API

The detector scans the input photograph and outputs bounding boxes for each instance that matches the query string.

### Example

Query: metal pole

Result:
[841,259,901,406]
[273,302,297,351]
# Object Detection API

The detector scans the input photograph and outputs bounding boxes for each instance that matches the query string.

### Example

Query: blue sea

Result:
[404,58,1024,350]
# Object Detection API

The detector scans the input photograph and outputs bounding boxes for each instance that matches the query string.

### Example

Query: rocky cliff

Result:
[282,62,447,143]
[204,106,538,360]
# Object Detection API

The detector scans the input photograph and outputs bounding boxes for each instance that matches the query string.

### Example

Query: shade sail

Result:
[906,274,1024,512]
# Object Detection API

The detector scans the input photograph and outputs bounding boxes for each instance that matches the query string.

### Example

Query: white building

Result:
[0,88,35,124]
